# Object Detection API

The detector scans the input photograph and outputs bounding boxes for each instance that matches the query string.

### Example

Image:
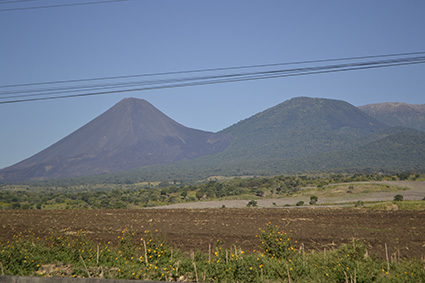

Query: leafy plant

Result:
[394,194,404,201]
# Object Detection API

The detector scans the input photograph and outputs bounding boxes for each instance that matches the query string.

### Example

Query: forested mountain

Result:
[46,97,425,184]
[220,97,387,161]
[359,102,425,131]
[2,97,425,184]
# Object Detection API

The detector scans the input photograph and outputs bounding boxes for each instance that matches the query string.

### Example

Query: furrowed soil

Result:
[1,208,424,260]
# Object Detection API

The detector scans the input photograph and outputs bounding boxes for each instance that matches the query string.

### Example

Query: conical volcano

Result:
[0,98,232,182]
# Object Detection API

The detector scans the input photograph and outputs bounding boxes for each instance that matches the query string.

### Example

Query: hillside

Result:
[220,97,387,161]
[359,102,425,131]
[46,97,425,185]
[3,97,425,184]
[0,98,232,182]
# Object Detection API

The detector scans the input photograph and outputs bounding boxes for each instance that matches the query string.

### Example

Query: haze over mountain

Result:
[0,98,232,182]
[2,97,425,184]
[359,102,425,131]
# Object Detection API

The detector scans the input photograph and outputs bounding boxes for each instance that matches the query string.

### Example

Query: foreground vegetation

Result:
[0,173,422,210]
[0,224,423,282]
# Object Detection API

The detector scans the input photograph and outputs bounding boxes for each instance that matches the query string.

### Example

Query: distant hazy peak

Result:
[359,102,425,114]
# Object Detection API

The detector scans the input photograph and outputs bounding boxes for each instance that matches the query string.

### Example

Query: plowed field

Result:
[0,208,424,259]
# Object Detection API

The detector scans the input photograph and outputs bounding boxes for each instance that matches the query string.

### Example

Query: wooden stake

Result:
[0,261,4,275]
[286,262,292,283]
[343,271,349,283]
[385,243,390,273]
[193,262,199,282]
[208,243,211,262]
[96,245,99,265]
[324,247,326,264]
[143,240,148,264]
[79,254,91,278]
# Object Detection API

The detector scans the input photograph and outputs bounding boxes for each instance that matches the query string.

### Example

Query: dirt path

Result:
[154,181,425,209]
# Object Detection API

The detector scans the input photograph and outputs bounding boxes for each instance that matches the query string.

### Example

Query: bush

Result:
[258,223,296,260]
[296,201,304,206]
[394,194,404,201]
[309,195,318,205]
[247,200,257,207]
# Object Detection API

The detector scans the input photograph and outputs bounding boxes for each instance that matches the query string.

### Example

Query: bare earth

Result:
[0,207,424,260]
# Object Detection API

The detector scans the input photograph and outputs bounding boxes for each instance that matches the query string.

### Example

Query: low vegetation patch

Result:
[0,173,421,210]
[0,224,423,282]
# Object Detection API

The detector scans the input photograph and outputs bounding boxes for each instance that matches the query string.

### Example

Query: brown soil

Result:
[0,208,424,259]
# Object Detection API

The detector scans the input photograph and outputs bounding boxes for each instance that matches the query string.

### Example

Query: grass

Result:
[369,200,425,211]
[295,183,407,198]
[1,224,424,282]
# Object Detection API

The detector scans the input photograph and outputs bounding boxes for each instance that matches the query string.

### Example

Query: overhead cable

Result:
[1,54,424,104]
[0,0,127,12]
[1,51,424,89]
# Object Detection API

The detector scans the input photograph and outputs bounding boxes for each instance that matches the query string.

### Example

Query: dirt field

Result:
[0,208,424,260]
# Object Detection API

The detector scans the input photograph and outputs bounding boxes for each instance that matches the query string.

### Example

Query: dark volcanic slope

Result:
[0,98,232,182]
[359,102,425,131]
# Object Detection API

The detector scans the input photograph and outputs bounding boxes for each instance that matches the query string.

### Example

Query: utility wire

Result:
[0,0,39,5]
[1,55,425,101]
[1,55,424,104]
[0,0,127,12]
[1,51,424,89]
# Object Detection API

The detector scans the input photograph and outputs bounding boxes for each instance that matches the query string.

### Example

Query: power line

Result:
[2,55,425,100]
[0,0,127,12]
[0,0,39,5]
[1,51,425,89]
[1,55,424,104]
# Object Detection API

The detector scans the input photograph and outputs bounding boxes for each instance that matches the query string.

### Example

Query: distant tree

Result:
[12,203,21,209]
[180,190,188,199]
[160,188,170,196]
[195,191,204,200]
[309,195,318,205]
[247,200,257,207]
[394,194,404,201]
[255,190,264,197]
[397,173,410,180]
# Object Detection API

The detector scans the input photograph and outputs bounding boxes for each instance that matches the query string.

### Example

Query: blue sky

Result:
[1,0,425,169]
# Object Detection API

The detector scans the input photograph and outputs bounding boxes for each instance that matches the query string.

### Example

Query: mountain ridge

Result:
[1,96,425,183]
[359,102,425,131]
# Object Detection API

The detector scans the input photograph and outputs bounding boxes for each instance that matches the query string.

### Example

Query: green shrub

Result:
[394,194,404,201]
[257,223,296,260]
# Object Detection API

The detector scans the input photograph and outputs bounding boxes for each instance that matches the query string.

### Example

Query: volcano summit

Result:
[0,98,232,182]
